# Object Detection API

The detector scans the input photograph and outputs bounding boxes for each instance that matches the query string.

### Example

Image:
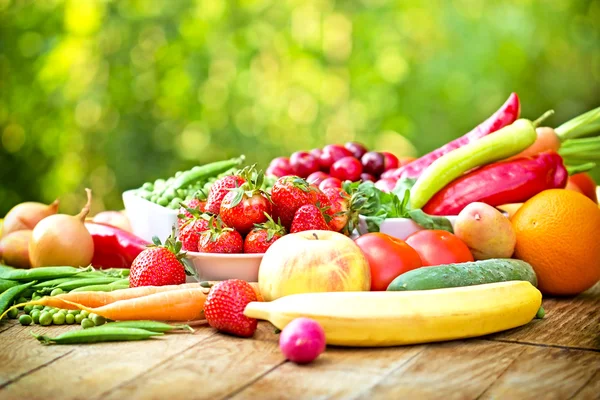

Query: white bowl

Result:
[185,251,263,282]
[122,189,178,243]
[357,215,458,241]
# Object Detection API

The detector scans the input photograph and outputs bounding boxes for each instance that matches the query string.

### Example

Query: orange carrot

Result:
[62,288,209,321]
[510,127,561,159]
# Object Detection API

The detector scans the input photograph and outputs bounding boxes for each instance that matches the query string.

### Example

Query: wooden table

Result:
[0,284,598,400]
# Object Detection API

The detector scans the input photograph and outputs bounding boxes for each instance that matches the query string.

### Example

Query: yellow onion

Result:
[2,199,59,238]
[0,230,33,268]
[29,189,94,268]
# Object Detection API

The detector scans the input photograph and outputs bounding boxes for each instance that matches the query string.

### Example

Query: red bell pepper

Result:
[422,152,568,216]
[394,92,521,180]
[85,222,149,269]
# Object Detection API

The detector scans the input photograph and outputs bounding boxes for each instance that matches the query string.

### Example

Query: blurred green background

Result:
[1,0,599,215]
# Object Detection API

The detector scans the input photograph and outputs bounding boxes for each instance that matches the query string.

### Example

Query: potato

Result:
[0,229,33,268]
[454,202,516,260]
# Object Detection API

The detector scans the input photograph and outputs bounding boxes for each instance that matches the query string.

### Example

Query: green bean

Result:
[50,288,64,296]
[39,312,52,326]
[75,314,85,324]
[70,283,129,293]
[102,320,194,333]
[30,273,104,289]
[31,310,40,324]
[0,267,86,282]
[7,308,18,319]
[65,314,75,324]
[52,313,66,325]
[81,318,95,329]
[0,281,37,319]
[32,326,163,345]
[19,315,32,326]
[54,277,122,291]
[170,157,245,191]
[0,278,19,294]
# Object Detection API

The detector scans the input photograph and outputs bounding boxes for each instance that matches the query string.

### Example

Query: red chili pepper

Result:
[394,92,521,180]
[422,152,568,216]
[84,222,150,269]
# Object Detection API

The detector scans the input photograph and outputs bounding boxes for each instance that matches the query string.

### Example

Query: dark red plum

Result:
[344,141,368,159]
[361,151,385,177]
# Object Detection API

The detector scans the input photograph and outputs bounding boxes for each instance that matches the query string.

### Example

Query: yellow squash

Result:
[244,281,542,347]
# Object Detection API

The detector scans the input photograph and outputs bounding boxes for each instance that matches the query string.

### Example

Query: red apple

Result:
[258,230,371,301]
[290,151,320,178]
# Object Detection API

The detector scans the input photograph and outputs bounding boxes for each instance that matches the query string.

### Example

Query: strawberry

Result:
[244,214,286,253]
[271,176,316,230]
[129,234,189,287]
[204,279,258,338]
[220,168,272,235]
[198,218,243,253]
[322,187,351,232]
[177,190,208,229]
[205,174,246,215]
[290,204,330,233]
[178,214,212,252]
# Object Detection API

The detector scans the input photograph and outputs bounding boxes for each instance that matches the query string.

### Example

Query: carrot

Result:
[61,288,209,321]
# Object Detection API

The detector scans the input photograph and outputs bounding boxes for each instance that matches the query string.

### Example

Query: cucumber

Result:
[386,259,538,291]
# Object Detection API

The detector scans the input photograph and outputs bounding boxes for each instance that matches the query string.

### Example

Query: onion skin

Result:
[0,230,33,269]
[29,189,95,268]
[2,200,59,239]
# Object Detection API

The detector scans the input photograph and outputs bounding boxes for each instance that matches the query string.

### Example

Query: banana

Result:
[244,281,542,347]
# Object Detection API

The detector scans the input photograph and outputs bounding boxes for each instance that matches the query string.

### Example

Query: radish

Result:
[279,317,326,364]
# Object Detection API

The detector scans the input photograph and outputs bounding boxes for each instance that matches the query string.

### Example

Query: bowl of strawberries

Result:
[178,167,352,282]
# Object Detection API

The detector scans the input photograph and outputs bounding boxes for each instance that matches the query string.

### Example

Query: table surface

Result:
[0,283,598,400]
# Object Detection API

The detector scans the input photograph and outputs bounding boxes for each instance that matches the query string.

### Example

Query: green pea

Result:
[154,179,166,189]
[91,314,106,326]
[32,295,42,301]
[142,182,154,191]
[52,313,66,325]
[17,297,28,306]
[80,310,89,318]
[50,288,64,296]
[81,318,95,329]
[7,308,18,319]
[43,306,53,311]
[19,314,32,326]
[157,197,169,207]
[23,305,33,314]
[48,309,57,315]
[68,309,80,315]
[31,310,41,324]
[39,312,52,326]
[176,189,186,198]
[75,313,85,324]
[33,305,44,310]
[65,314,75,325]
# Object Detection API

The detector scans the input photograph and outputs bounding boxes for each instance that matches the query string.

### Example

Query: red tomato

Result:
[405,230,473,266]
[354,232,422,291]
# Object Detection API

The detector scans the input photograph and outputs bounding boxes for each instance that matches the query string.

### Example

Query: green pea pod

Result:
[170,156,245,191]
[70,284,130,293]
[31,326,163,345]
[0,266,88,282]
[0,279,19,294]
[102,320,194,333]
[0,281,37,319]
[54,277,122,291]
[409,113,552,210]
[31,273,107,289]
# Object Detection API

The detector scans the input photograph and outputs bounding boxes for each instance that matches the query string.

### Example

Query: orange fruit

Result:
[511,189,600,296]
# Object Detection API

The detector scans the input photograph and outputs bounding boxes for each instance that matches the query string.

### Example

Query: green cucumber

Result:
[386,259,538,291]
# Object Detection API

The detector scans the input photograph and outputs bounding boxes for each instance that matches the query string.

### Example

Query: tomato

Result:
[354,232,422,291]
[405,230,473,266]
[567,173,597,204]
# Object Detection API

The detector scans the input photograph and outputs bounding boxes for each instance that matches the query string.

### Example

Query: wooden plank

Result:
[488,283,600,350]
[0,324,77,388]
[479,346,600,399]
[102,322,287,400]
[572,370,600,400]
[0,323,217,400]
[231,342,426,400]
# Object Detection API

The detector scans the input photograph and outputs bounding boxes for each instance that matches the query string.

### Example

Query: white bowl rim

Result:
[185,251,264,259]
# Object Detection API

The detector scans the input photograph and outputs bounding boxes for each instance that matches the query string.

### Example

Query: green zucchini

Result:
[386,259,538,291]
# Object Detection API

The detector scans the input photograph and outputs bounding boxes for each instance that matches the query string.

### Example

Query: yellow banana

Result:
[244,281,542,347]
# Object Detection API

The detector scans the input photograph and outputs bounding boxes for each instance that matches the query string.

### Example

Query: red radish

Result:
[279,317,326,364]
[381,152,399,171]
[29,189,95,268]
[344,141,368,159]
[361,151,385,177]
[319,177,342,191]
[318,145,352,171]
[2,199,59,238]
[290,151,320,178]
[361,173,376,182]
[306,171,329,186]
[330,156,362,182]
[375,178,397,193]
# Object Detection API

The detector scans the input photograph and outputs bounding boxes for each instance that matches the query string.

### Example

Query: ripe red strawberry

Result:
[322,187,350,232]
[244,215,286,253]
[204,279,258,338]
[129,235,188,287]
[290,204,330,233]
[271,176,316,230]
[206,174,246,215]
[177,191,208,229]
[178,214,212,252]
[198,218,243,253]
[220,169,272,235]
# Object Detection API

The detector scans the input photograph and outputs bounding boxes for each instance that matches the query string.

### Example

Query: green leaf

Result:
[407,209,454,233]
